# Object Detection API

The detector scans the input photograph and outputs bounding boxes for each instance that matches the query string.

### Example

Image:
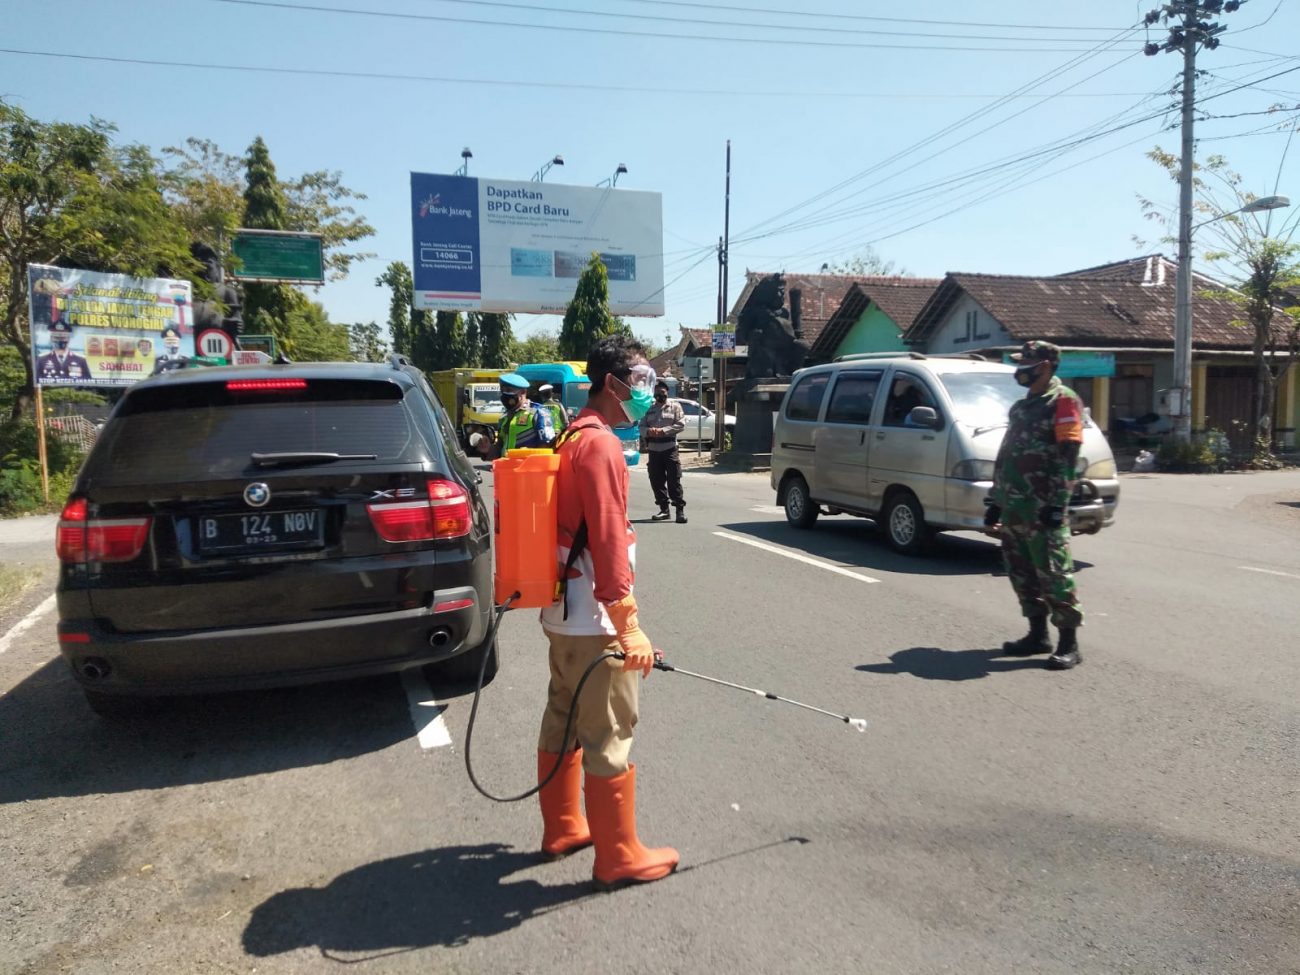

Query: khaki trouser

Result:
[538,630,639,777]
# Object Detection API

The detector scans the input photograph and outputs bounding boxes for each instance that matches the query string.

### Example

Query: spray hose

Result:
[463,596,869,804]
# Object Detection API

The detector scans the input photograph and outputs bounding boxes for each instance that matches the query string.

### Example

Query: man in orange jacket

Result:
[536,334,679,891]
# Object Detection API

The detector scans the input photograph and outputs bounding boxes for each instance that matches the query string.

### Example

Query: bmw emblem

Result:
[243,482,271,508]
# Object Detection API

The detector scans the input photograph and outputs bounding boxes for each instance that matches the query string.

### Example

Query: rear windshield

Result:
[86,379,424,484]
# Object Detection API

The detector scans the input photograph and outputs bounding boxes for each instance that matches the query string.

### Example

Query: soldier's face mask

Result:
[53,336,70,350]
[1015,362,1046,387]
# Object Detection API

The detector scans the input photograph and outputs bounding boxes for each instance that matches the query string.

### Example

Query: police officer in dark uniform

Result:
[35,321,91,383]
[984,341,1086,670]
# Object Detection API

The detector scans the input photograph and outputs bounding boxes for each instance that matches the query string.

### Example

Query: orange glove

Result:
[605,594,654,676]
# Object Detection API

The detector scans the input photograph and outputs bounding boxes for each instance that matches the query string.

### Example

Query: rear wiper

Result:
[250,451,378,467]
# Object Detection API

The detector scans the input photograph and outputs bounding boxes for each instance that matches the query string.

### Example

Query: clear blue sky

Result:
[2,0,1297,346]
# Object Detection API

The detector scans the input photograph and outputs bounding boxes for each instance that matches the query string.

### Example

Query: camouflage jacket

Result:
[991,376,1084,513]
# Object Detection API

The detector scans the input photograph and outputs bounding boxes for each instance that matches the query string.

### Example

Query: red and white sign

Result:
[197,329,233,359]
[232,350,272,366]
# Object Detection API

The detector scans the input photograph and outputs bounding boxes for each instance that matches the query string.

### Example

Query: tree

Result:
[1141,147,1300,463]
[478,313,514,368]
[348,321,388,362]
[376,261,414,357]
[240,137,297,341]
[559,253,624,361]
[463,313,481,367]
[513,330,560,364]
[434,311,468,370]
[0,103,196,417]
[825,246,909,277]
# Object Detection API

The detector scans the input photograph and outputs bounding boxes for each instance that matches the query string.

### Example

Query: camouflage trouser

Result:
[1000,514,1083,629]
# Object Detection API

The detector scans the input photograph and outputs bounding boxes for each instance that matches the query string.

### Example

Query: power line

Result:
[0,48,1161,100]
[205,0,1123,51]
[609,0,1135,31]
[401,0,1122,43]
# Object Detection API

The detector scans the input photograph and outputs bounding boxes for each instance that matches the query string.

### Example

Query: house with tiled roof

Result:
[905,255,1299,445]
[808,277,942,362]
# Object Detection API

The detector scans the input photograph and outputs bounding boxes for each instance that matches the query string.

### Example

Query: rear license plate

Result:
[197,509,323,553]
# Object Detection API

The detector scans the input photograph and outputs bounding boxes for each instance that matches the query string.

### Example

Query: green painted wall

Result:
[834,303,909,356]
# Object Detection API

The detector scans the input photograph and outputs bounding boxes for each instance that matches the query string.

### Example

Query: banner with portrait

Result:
[28,265,195,387]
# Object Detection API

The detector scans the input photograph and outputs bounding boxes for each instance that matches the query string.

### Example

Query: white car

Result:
[672,398,736,443]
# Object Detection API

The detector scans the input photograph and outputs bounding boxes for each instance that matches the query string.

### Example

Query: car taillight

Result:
[56,498,151,564]
[428,479,472,539]
[367,479,472,543]
[55,497,87,562]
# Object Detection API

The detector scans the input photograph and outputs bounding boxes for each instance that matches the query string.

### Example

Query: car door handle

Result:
[858,431,865,446]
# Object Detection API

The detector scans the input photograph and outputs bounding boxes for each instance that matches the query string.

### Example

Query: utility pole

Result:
[715,139,731,453]
[1144,1,1234,443]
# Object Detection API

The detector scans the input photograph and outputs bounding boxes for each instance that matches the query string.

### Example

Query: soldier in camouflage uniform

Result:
[984,341,1085,670]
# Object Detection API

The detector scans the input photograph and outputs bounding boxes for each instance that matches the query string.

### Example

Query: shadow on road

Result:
[243,844,591,959]
[857,647,1045,681]
[0,658,414,804]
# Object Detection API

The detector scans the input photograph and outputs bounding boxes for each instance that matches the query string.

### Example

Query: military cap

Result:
[1010,340,1061,365]
[48,320,74,335]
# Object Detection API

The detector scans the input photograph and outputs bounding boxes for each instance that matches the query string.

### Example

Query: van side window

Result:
[785,373,830,421]
[883,374,938,427]
[825,371,882,425]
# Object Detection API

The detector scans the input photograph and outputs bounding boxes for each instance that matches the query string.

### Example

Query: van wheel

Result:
[433,636,499,687]
[783,476,819,529]
[883,492,931,555]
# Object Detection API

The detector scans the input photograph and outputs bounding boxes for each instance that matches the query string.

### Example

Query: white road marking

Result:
[1238,565,1300,581]
[0,594,55,656]
[713,531,880,584]
[749,505,785,515]
[400,669,454,749]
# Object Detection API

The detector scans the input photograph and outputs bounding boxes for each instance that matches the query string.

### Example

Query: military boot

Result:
[1047,627,1081,670]
[1002,615,1052,656]
[651,506,670,521]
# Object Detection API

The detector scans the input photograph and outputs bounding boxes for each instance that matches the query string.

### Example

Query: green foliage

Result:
[434,311,467,371]
[512,330,561,364]
[282,169,376,281]
[559,253,623,361]
[376,261,414,357]
[242,136,287,231]
[348,321,389,363]
[283,301,350,362]
[0,418,84,515]
[1157,428,1231,473]
[463,314,480,368]
[825,246,909,277]
[1,101,198,418]
[477,313,514,368]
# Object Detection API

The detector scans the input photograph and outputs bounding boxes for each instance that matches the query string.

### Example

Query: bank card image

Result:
[510,249,554,278]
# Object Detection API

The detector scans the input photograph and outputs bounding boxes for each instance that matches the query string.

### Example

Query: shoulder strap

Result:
[554,415,605,618]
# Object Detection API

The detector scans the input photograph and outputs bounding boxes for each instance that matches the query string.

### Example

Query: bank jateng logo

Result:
[419,192,473,220]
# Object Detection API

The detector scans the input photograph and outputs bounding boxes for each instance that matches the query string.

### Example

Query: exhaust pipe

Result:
[80,657,111,682]
[428,627,453,649]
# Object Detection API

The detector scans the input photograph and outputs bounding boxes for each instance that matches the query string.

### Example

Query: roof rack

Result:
[833,351,927,363]
[388,353,411,370]
[926,353,989,362]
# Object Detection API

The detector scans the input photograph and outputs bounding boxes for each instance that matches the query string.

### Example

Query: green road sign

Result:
[232,230,325,284]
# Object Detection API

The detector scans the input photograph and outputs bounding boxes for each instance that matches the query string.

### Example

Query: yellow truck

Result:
[428,368,509,458]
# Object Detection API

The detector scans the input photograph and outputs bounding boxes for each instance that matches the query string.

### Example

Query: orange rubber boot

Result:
[585,765,679,891]
[538,749,592,860]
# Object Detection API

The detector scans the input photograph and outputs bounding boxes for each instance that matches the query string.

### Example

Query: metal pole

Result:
[1172,5,1197,443]
[34,384,49,503]
[716,140,731,453]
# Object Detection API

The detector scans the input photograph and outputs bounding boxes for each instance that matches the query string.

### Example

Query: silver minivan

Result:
[770,353,1120,554]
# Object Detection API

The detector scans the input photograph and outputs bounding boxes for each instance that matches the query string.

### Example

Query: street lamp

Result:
[454,147,472,177]
[531,155,564,182]
[1172,193,1290,442]
[596,163,629,188]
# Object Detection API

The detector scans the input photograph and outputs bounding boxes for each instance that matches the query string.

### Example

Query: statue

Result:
[735,273,808,382]
[190,242,243,337]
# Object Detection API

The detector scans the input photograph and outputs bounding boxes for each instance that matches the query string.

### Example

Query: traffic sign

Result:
[197,329,233,359]
[232,230,325,285]
[232,350,272,366]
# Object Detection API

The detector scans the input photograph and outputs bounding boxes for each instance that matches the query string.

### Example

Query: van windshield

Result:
[939,372,1024,429]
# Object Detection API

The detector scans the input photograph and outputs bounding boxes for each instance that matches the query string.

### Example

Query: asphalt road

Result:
[2,467,1298,974]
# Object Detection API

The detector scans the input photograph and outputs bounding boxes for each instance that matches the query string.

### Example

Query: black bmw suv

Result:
[55,357,495,716]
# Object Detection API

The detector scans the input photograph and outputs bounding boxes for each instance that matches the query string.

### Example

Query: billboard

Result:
[410,173,664,317]
[28,265,195,387]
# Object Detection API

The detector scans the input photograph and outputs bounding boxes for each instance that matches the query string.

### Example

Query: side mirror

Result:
[907,406,940,429]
